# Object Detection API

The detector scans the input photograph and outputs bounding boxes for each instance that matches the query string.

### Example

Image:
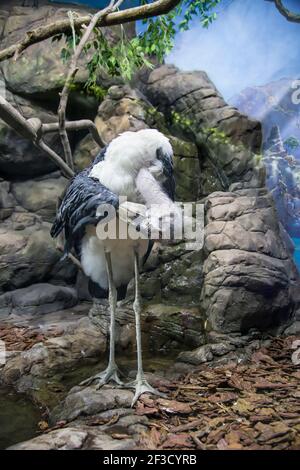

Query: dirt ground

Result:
[136,336,300,450]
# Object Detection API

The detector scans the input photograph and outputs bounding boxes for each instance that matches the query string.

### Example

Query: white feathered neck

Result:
[89,129,173,199]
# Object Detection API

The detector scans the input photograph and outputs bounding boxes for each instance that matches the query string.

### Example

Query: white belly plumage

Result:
[81,223,149,290]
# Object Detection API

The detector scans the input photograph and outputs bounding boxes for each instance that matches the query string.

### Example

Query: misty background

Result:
[167,0,300,100]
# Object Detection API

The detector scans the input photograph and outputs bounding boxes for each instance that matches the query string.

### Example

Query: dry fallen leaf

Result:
[135,401,159,416]
[144,426,165,450]
[233,398,255,415]
[208,392,238,403]
[38,421,49,431]
[157,399,192,414]
[111,433,131,440]
[162,433,193,449]
[217,438,228,450]
[257,422,291,443]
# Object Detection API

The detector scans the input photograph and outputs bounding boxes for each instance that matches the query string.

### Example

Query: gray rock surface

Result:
[8,405,148,450]
[8,428,90,451]
[138,64,264,193]
[74,133,100,172]
[178,344,214,365]
[89,300,205,352]
[178,341,236,365]
[0,283,78,317]
[201,188,299,333]
[95,85,149,144]
[0,179,15,220]
[0,311,107,401]
[0,211,75,293]
[51,386,134,423]
[11,174,67,222]
[8,425,138,451]
[125,241,205,308]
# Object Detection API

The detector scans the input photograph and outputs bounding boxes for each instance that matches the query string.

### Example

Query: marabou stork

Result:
[51,129,178,405]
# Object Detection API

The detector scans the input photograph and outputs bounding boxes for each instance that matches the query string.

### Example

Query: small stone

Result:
[178,345,213,365]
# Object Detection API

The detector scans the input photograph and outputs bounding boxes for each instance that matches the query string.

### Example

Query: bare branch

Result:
[265,0,300,23]
[0,0,181,63]
[42,120,106,147]
[0,95,74,178]
[57,0,122,169]
[0,96,106,177]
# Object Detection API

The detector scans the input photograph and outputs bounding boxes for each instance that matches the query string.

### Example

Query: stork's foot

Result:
[80,364,124,389]
[128,376,166,407]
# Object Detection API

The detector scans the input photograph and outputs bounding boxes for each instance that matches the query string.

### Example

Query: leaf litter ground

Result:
[136,336,300,450]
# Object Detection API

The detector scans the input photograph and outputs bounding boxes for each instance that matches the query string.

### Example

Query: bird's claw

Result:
[127,376,166,407]
[80,364,124,389]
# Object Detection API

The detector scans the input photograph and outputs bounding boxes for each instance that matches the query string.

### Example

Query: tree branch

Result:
[0,96,74,178]
[42,120,106,147]
[265,0,300,23]
[0,0,181,63]
[57,0,122,170]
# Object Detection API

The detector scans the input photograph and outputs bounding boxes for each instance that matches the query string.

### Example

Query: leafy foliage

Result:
[55,0,220,97]
[84,26,153,87]
[139,0,220,62]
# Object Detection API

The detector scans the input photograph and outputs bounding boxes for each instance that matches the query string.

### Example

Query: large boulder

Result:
[95,85,149,144]
[0,210,75,293]
[8,425,137,451]
[0,283,78,317]
[201,187,299,333]
[11,173,67,222]
[74,133,100,172]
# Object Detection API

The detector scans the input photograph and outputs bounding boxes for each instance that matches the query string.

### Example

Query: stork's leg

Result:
[80,250,123,388]
[129,250,165,406]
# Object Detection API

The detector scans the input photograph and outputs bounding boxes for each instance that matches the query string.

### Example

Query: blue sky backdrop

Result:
[51,0,300,99]
[167,0,300,99]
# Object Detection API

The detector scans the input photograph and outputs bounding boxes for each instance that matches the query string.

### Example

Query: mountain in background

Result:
[230,78,300,159]
[230,79,300,238]
[264,125,300,237]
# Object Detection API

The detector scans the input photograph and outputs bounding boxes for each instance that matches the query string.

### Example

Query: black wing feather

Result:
[156,147,175,201]
[51,148,118,256]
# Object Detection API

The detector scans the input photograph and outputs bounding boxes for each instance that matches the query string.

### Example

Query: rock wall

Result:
[137,65,264,194]
[202,188,298,333]
[0,1,298,336]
